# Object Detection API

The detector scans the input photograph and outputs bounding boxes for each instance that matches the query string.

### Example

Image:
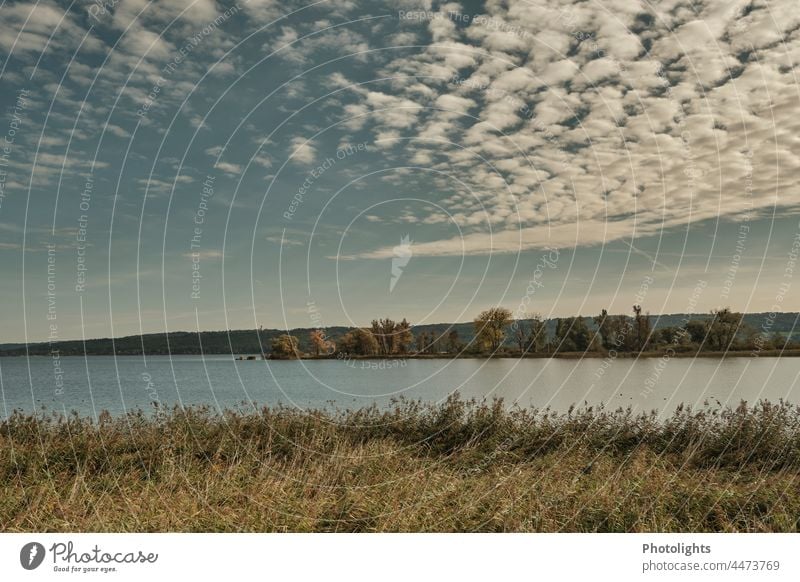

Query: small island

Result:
[3,307,798,360]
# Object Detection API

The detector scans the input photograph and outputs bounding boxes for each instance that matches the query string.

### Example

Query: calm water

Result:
[1,355,799,419]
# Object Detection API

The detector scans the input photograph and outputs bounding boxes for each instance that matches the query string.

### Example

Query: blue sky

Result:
[1,0,799,342]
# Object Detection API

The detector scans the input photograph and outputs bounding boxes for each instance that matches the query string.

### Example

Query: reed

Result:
[2,395,799,532]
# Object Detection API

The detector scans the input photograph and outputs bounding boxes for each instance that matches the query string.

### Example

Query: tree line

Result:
[4,311,796,358]
[268,306,799,359]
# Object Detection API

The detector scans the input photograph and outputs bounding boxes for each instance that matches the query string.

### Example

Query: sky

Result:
[1,0,799,343]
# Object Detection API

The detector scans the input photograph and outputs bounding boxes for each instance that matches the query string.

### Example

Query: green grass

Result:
[2,395,800,532]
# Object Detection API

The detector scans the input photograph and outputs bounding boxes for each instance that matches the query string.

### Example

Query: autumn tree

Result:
[338,328,379,356]
[270,334,300,359]
[473,307,513,352]
[309,329,333,356]
[370,318,415,355]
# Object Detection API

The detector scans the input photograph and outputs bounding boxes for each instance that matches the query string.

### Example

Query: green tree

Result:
[632,305,652,352]
[706,308,743,351]
[553,317,592,352]
[594,309,612,349]
[446,328,461,353]
[395,318,414,354]
[685,320,708,346]
[415,330,428,354]
[513,320,528,353]
[597,314,633,352]
[474,307,513,352]
[770,331,787,350]
[370,318,396,355]
[513,316,547,354]
[740,325,763,350]
[657,326,680,346]
[528,315,547,353]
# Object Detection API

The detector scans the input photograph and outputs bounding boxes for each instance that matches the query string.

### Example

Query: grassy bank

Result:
[2,396,800,532]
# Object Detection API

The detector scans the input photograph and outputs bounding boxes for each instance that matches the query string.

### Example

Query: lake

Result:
[1,355,799,420]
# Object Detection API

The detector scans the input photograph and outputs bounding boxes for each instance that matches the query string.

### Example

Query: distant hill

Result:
[1,312,797,356]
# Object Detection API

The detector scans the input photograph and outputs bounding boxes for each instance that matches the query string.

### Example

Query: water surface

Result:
[1,355,799,419]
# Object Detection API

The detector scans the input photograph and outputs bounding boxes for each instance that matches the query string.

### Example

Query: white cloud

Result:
[0,2,100,55]
[289,136,316,165]
[105,124,131,138]
[215,161,242,175]
[183,249,224,260]
[335,0,800,257]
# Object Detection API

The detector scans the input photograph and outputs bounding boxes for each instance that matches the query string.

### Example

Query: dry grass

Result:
[2,395,800,532]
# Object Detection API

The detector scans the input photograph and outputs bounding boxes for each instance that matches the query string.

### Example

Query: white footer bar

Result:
[1,534,796,581]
